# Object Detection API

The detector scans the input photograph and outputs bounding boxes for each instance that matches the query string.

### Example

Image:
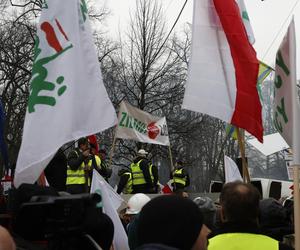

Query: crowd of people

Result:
[0,137,296,249]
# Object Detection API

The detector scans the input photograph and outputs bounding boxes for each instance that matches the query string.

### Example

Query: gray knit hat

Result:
[193,197,216,212]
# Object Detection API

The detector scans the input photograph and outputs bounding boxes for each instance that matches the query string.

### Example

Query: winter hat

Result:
[193,197,216,212]
[193,196,217,229]
[137,195,203,250]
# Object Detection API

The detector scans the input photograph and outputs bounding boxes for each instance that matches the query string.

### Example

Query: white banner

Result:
[274,18,300,165]
[115,101,170,146]
[14,0,117,187]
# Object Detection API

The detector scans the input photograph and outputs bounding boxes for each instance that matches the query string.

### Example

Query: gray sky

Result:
[98,0,300,75]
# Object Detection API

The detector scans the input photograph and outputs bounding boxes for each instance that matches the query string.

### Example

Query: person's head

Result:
[125,193,151,216]
[0,226,16,250]
[259,198,288,228]
[137,149,148,158]
[194,197,217,230]
[220,181,260,224]
[78,137,89,151]
[175,160,183,168]
[137,195,210,250]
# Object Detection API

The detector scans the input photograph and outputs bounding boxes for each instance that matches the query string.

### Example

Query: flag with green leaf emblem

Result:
[14,0,117,187]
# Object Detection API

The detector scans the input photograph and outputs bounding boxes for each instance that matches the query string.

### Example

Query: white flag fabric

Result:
[14,0,117,187]
[224,155,243,183]
[236,0,255,44]
[115,101,170,146]
[183,0,263,142]
[90,170,129,250]
[247,133,289,156]
[274,18,300,165]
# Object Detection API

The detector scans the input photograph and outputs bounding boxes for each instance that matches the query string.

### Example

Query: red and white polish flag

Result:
[183,0,263,142]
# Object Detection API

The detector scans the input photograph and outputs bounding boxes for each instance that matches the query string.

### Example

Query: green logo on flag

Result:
[41,0,48,9]
[80,0,88,22]
[242,11,249,21]
[28,20,73,113]
[273,50,289,133]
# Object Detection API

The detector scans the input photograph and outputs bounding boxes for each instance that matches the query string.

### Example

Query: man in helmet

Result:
[117,168,133,194]
[130,149,157,194]
[171,160,190,192]
[125,193,151,249]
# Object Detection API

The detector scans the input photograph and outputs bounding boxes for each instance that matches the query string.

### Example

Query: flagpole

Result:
[168,145,177,191]
[168,146,174,171]
[236,128,250,183]
[293,165,300,250]
[108,127,118,169]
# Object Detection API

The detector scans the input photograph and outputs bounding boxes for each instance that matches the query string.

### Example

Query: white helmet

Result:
[125,193,151,215]
[137,149,148,156]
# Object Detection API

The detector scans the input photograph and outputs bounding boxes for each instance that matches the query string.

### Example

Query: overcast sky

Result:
[98,0,300,75]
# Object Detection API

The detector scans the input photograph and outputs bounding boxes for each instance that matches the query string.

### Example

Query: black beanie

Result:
[137,195,204,250]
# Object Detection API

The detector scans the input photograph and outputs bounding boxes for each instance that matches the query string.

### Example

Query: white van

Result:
[209,178,293,199]
[250,178,293,199]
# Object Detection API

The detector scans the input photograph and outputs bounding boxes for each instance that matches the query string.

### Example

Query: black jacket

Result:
[117,172,131,194]
[67,148,87,171]
[209,221,294,250]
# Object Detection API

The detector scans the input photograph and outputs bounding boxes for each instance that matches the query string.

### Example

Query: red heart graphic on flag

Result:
[147,122,160,139]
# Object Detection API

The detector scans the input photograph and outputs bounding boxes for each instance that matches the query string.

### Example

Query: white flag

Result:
[115,101,170,146]
[182,0,263,142]
[90,170,129,250]
[14,0,117,187]
[274,18,300,165]
[224,155,243,183]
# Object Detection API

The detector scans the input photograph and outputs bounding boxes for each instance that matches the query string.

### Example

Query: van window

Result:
[269,181,281,199]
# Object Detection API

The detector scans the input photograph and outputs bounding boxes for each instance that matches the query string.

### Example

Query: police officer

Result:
[171,160,190,192]
[117,168,133,194]
[130,149,157,194]
[66,137,101,194]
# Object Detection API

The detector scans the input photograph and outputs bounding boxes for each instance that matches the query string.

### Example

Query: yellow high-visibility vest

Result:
[66,153,101,186]
[123,172,133,194]
[208,233,278,250]
[173,168,186,186]
[131,160,154,185]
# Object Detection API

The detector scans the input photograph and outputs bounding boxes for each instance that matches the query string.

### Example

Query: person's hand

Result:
[82,149,90,157]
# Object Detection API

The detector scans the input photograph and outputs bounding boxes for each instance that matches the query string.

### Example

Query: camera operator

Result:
[66,137,101,194]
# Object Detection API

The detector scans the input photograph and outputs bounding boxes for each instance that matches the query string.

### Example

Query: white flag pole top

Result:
[274,18,300,165]
[14,0,117,187]
[115,101,170,146]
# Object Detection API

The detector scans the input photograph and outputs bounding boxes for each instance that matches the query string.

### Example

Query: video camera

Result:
[13,193,101,241]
